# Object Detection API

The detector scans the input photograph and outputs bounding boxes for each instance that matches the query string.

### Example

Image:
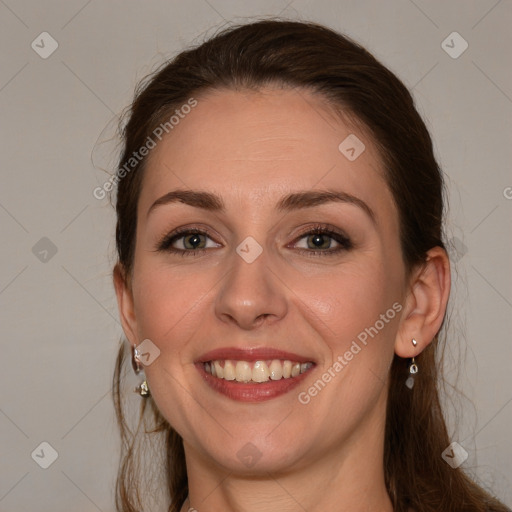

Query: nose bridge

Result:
[214,237,288,329]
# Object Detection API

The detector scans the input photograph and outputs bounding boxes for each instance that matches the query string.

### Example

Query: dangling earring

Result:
[405,357,418,389]
[409,356,418,375]
[131,344,150,397]
[406,338,419,389]
[131,344,142,374]
[135,380,150,397]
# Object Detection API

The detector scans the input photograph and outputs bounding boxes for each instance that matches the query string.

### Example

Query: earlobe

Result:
[394,246,451,358]
[113,264,139,346]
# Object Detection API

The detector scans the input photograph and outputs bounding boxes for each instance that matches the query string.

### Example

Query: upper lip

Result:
[196,346,315,364]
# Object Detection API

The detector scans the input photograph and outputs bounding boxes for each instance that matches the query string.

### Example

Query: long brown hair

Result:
[111,19,509,512]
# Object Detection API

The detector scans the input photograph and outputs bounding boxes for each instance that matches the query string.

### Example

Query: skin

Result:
[114,87,450,512]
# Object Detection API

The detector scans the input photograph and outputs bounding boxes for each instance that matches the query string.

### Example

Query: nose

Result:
[214,245,288,330]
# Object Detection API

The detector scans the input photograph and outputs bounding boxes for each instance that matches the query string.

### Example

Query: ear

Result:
[395,246,451,358]
[113,263,139,346]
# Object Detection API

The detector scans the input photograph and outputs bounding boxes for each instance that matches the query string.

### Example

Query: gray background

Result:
[1,1,511,510]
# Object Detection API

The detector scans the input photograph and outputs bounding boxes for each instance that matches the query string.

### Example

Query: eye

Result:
[156,224,352,258]
[156,228,220,256]
[291,225,352,256]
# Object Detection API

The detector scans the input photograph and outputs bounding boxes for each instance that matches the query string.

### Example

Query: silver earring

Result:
[131,344,142,374]
[131,344,150,397]
[406,356,418,389]
[406,339,419,388]
[410,338,419,373]
[135,380,150,397]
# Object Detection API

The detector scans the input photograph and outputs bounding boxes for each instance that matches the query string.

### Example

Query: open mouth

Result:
[203,359,314,383]
[196,348,316,402]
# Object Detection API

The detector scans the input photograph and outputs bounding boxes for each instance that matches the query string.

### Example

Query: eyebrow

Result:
[147,188,376,224]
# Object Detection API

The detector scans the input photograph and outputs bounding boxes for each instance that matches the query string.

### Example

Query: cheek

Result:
[289,262,400,441]
[295,260,398,346]
[131,263,204,348]
[293,261,401,409]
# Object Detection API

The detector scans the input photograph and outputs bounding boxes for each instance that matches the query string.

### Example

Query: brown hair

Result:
[112,19,509,512]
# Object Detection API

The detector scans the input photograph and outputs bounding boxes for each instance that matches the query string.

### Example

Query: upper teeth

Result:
[204,359,313,383]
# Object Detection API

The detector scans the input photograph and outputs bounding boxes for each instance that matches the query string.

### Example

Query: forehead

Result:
[139,87,396,222]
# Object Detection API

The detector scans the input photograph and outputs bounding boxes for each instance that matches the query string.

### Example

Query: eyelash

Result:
[155,224,353,258]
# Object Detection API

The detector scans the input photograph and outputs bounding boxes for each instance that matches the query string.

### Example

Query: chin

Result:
[196,434,313,475]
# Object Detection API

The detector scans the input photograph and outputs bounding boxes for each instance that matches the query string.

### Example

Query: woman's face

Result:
[120,87,409,473]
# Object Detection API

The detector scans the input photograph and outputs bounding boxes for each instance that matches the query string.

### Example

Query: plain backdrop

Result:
[0,1,511,510]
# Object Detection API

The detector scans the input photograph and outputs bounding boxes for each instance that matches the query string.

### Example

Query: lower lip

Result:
[195,363,312,402]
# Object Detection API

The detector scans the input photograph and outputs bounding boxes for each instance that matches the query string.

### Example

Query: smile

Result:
[204,359,314,383]
[196,347,316,402]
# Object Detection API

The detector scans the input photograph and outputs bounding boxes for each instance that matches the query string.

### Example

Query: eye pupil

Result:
[185,234,203,249]
[309,234,329,249]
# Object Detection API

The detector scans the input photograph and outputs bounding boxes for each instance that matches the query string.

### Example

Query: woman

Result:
[111,19,509,512]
